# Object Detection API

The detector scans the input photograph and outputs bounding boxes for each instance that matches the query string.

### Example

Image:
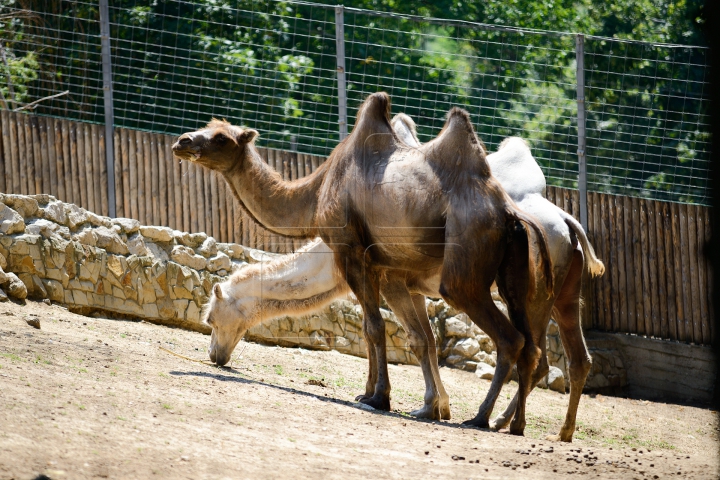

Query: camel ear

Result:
[213,283,223,299]
[238,129,259,144]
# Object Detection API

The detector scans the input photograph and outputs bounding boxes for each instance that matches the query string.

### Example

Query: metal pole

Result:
[335,5,348,140]
[576,34,587,231]
[99,0,116,217]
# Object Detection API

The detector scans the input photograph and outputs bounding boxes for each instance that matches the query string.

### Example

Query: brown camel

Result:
[394,122,605,441]
[173,92,554,434]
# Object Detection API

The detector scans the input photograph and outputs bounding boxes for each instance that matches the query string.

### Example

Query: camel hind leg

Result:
[547,247,591,442]
[495,220,542,436]
[438,242,525,428]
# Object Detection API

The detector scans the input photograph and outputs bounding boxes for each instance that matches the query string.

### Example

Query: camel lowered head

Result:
[202,282,252,366]
[172,119,259,172]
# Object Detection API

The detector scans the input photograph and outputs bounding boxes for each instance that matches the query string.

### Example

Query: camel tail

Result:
[559,210,605,277]
[512,209,555,299]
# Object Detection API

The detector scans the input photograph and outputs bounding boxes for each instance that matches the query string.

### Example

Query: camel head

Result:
[202,282,252,366]
[172,119,259,173]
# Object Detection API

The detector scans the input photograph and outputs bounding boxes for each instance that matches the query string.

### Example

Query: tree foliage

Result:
[7,0,711,202]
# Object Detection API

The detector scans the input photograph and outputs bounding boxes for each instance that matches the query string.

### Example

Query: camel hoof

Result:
[488,418,503,431]
[509,425,525,436]
[354,394,371,402]
[546,432,573,442]
[359,395,390,411]
[410,405,441,421]
[462,416,490,429]
[440,406,452,421]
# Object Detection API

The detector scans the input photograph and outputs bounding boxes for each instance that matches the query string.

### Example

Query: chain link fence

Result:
[1,0,711,205]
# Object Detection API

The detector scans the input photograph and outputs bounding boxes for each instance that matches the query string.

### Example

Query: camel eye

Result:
[214,134,228,144]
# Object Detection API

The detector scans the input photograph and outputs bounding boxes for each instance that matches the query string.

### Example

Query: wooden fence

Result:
[0,111,713,345]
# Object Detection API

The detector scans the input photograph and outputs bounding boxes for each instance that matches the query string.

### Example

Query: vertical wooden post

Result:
[576,34,588,232]
[335,6,348,140]
[99,0,116,217]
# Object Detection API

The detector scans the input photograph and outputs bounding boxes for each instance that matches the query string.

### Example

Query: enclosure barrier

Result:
[0,110,712,346]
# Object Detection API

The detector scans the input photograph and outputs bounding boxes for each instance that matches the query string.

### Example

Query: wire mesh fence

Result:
[0,0,712,205]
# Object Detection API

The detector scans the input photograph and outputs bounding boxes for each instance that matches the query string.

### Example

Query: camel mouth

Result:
[171,145,201,162]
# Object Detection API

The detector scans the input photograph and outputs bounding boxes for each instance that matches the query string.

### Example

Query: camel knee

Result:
[406,331,428,355]
[496,331,525,363]
[534,355,550,381]
[568,354,592,380]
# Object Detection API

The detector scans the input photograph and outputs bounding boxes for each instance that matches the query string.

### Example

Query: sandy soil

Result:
[0,299,717,479]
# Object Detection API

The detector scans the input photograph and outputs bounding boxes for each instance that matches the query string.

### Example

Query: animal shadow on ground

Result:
[170,369,489,433]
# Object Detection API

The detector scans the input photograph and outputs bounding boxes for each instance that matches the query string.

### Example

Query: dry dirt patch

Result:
[0,300,717,479]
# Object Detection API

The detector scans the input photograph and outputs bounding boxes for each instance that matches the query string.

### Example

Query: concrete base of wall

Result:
[585,331,716,404]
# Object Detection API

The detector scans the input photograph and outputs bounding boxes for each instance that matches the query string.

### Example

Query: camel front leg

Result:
[345,263,391,411]
[356,320,379,402]
[411,294,451,420]
[382,279,443,420]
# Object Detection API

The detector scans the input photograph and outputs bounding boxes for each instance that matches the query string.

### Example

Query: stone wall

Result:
[0,193,579,393]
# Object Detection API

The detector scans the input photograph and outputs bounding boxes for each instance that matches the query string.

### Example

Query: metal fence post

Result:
[576,34,587,231]
[99,0,116,217]
[335,5,348,140]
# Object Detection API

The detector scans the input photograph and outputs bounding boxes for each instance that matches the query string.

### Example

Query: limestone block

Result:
[445,316,469,337]
[45,268,70,287]
[425,298,436,319]
[478,334,495,354]
[0,287,7,302]
[335,336,350,348]
[173,299,189,319]
[43,200,67,224]
[4,194,38,218]
[87,293,105,307]
[310,330,328,347]
[73,290,89,306]
[547,366,566,393]
[0,204,24,235]
[25,218,61,238]
[443,355,466,367]
[493,299,509,319]
[475,362,495,380]
[220,243,244,260]
[139,226,174,243]
[173,230,192,246]
[170,245,207,270]
[64,204,88,230]
[453,337,481,358]
[0,252,6,270]
[112,217,140,234]
[105,255,126,279]
[146,242,170,262]
[206,251,231,273]
[139,281,157,304]
[8,253,38,274]
[198,237,218,258]
[143,303,159,319]
[78,261,101,284]
[85,211,110,228]
[126,233,149,256]
[74,228,97,246]
[188,232,208,246]
[94,227,130,255]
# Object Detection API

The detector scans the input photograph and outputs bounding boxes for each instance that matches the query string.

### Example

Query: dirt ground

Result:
[0,300,717,479]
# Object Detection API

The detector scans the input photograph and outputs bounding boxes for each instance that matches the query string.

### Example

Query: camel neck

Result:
[221,147,321,238]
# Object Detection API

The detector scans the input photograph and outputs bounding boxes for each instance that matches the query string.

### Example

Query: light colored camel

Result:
[173,92,554,435]
[203,237,451,419]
